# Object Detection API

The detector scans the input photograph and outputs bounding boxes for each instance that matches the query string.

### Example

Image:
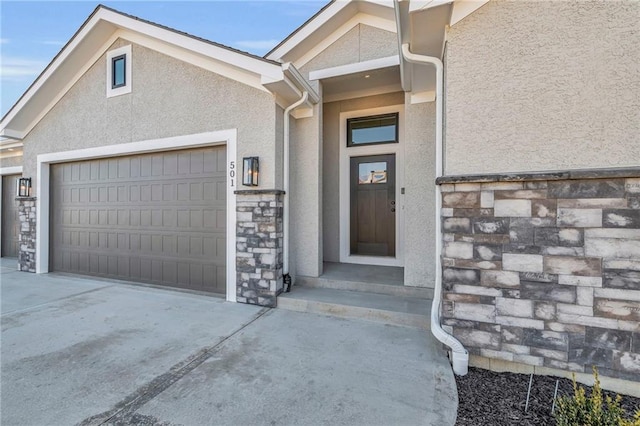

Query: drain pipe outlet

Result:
[401,43,468,376]
[282,91,309,292]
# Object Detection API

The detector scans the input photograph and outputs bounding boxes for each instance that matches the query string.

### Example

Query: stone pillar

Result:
[234,190,284,307]
[16,197,37,272]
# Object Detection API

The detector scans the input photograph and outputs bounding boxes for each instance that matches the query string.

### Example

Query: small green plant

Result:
[554,367,640,426]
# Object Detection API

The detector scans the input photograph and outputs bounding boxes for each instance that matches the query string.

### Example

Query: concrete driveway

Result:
[0,258,457,425]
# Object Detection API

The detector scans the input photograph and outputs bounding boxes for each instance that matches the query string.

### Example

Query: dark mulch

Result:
[455,367,640,426]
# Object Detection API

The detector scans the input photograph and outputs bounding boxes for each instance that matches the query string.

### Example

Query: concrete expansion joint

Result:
[77,307,271,426]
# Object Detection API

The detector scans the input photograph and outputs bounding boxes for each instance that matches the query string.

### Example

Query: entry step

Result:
[277,286,431,329]
[295,275,434,299]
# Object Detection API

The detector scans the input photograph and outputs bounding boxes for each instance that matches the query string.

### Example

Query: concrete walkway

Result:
[0,258,457,425]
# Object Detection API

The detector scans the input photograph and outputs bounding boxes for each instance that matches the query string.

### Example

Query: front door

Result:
[350,154,396,257]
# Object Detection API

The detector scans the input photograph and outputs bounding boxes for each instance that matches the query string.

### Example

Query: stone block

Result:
[495,298,533,318]
[576,287,594,307]
[585,228,640,240]
[531,348,568,362]
[556,313,620,330]
[510,217,556,228]
[568,348,613,367]
[442,192,480,208]
[452,303,496,323]
[495,316,544,329]
[454,329,501,349]
[452,208,494,217]
[557,303,593,317]
[444,241,474,260]
[455,183,482,192]
[473,218,509,234]
[456,234,511,244]
[548,179,625,199]
[453,284,503,297]
[503,253,543,273]
[585,327,632,351]
[440,183,455,192]
[504,244,544,255]
[480,191,494,208]
[558,275,602,287]
[604,259,640,271]
[443,268,480,287]
[542,247,585,256]
[443,217,472,233]
[445,293,482,303]
[525,181,548,190]
[442,208,454,217]
[520,272,557,283]
[474,244,502,261]
[534,302,556,320]
[532,199,557,218]
[594,299,640,322]
[535,228,583,247]
[502,327,524,344]
[481,270,520,288]
[524,329,569,351]
[634,333,640,353]
[557,198,629,209]
[494,200,531,217]
[629,196,640,209]
[545,322,585,334]
[514,354,545,366]
[502,343,531,355]
[603,270,640,290]
[508,227,534,244]
[544,256,602,277]
[594,287,640,302]
[481,349,514,362]
[557,208,602,227]
[481,182,524,191]
[447,259,501,270]
[625,178,640,194]
[603,209,640,228]
[544,359,585,372]
[494,190,548,200]
[520,282,576,303]
[585,238,640,259]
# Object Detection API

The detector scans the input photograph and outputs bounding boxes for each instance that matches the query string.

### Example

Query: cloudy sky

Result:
[0,0,327,116]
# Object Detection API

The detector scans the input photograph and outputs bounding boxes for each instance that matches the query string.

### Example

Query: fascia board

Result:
[308,55,399,81]
[0,129,24,141]
[281,63,320,104]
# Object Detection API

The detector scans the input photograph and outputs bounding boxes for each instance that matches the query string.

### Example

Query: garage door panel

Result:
[51,146,226,293]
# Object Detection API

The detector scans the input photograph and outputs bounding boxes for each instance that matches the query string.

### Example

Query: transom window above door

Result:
[347,113,398,147]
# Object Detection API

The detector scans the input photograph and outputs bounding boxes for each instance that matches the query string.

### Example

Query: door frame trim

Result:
[0,166,23,260]
[339,105,404,267]
[36,130,238,302]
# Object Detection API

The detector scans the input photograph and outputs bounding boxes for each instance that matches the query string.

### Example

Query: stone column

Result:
[234,190,284,307]
[16,197,37,272]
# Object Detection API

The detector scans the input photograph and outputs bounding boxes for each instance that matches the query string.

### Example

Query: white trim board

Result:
[0,166,23,260]
[339,105,405,267]
[309,55,399,81]
[35,130,238,303]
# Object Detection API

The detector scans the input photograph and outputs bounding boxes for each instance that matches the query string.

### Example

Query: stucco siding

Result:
[300,24,398,78]
[22,39,278,193]
[445,0,640,175]
[322,92,404,263]
[0,156,24,168]
[404,99,436,288]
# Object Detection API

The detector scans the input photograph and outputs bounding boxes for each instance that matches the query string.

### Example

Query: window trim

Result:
[106,45,132,98]
[346,112,399,147]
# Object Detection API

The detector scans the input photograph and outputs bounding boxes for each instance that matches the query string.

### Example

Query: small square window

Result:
[112,55,126,89]
[347,113,398,147]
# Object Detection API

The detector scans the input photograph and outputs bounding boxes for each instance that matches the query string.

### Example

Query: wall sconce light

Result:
[17,177,32,197]
[242,157,259,186]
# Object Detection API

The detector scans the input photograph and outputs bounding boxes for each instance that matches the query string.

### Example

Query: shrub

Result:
[554,367,640,426]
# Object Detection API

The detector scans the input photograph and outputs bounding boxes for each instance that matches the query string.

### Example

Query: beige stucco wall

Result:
[290,102,323,278]
[299,24,398,78]
[0,156,24,168]
[445,0,640,175]
[21,38,278,193]
[322,92,404,262]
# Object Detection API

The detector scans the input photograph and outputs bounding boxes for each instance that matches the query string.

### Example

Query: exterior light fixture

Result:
[17,177,32,197]
[242,157,259,186]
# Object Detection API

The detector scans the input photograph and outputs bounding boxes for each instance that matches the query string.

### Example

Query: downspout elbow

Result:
[401,43,468,376]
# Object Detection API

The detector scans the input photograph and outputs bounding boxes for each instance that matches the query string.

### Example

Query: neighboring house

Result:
[1,0,638,391]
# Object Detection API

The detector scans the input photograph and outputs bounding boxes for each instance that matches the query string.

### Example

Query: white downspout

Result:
[401,43,469,376]
[283,91,309,289]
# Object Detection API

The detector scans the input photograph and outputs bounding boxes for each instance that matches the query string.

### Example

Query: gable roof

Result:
[1,5,317,141]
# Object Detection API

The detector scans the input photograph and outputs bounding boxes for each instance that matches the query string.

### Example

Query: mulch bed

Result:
[455,367,640,426]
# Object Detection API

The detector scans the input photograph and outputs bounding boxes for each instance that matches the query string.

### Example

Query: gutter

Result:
[282,90,309,291]
[400,42,469,376]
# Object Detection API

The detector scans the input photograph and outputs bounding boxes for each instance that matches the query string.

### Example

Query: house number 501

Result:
[229,161,235,187]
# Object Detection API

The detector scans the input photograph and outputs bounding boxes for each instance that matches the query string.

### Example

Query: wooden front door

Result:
[350,154,396,257]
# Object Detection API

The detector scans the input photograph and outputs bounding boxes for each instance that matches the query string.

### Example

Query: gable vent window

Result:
[112,55,126,88]
[106,45,132,98]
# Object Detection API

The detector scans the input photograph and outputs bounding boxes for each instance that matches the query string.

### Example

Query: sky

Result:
[0,0,327,116]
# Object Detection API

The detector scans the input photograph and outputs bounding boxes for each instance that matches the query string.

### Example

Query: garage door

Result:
[2,174,20,258]
[50,146,227,293]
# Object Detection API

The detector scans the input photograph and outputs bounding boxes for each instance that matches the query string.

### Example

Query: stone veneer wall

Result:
[235,190,284,308]
[17,197,37,272]
[437,170,640,382]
